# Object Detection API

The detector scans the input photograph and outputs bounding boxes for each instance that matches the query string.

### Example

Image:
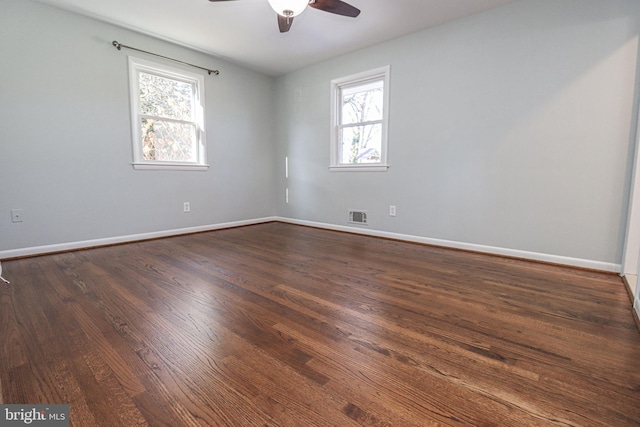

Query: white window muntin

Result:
[330,66,390,172]
[128,57,207,171]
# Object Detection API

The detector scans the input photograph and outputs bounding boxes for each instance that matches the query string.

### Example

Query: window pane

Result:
[341,83,383,125]
[339,124,382,164]
[139,72,194,120]
[141,118,197,162]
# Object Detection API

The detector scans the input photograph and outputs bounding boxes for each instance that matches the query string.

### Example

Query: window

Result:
[330,66,390,172]
[128,57,207,170]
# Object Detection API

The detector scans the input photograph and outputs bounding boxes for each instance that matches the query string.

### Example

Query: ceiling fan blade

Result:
[309,0,360,18]
[277,15,293,33]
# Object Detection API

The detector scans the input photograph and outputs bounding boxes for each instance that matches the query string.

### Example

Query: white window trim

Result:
[330,65,390,172]
[128,57,208,171]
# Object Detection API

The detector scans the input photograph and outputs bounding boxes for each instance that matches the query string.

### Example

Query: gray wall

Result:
[275,0,640,266]
[1,0,276,253]
[3,0,640,270]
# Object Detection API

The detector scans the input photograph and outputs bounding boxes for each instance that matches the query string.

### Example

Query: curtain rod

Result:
[112,41,220,76]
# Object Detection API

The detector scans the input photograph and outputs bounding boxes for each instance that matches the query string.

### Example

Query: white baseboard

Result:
[276,217,621,273]
[0,216,622,273]
[0,216,278,260]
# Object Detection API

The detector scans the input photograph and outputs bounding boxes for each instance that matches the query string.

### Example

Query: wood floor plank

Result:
[1,222,640,426]
[0,281,27,371]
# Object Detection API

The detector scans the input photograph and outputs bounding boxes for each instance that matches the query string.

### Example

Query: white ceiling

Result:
[34,0,515,76]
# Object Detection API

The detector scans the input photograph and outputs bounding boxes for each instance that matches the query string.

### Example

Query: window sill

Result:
[132,163,209,171]
[329,164,389,172]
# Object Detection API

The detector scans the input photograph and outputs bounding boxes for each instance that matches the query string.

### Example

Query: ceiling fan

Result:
[208,0,361,33]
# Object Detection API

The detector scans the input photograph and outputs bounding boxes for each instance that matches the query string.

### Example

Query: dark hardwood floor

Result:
[1,222,640,426]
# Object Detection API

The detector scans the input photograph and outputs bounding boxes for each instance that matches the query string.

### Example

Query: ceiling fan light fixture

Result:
[267,0,309,17]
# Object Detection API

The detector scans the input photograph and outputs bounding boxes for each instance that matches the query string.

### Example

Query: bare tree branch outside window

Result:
[138,72,197,162]
[340,83,383,164]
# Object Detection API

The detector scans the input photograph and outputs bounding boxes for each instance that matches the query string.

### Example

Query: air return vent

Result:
[348,210,368,225]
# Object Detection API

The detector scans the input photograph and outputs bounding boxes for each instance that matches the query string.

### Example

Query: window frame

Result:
[128,57,208,171]
[330,65,390,172]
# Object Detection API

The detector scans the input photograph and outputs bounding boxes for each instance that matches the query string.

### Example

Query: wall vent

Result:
[348,210,368,225]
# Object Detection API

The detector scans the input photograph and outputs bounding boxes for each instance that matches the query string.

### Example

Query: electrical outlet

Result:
[183,202,191,213]
[11,209,23,223]
[389,205,396,217]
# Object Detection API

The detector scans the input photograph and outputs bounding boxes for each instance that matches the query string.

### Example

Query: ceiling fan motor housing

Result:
[267,0,309,17]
